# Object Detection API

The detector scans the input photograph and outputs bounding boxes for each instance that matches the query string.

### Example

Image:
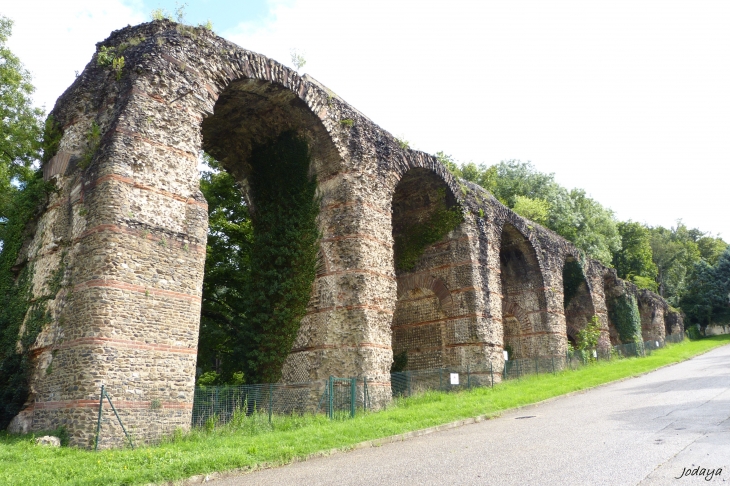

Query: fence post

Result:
[551,356,555,374]
[490,361,494,388]
[94,385,105,451]
[350,378,356,418]
[268,383,273,424]
[535,357,539,375]
[467,364,471,389]
[328,376,333,419]
[439,369,443,390]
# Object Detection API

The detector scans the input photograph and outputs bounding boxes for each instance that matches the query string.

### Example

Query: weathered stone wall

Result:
[638,290,668,342]
[6,20,683,447]
[665,309,684,336]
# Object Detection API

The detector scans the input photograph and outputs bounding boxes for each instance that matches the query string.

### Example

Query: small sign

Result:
[656,341,659,347]
[503,350,509,361]
[450,373,459,385]
[593,350,597,358]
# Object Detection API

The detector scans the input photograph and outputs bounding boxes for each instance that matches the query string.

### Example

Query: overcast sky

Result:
[4,0,729,239]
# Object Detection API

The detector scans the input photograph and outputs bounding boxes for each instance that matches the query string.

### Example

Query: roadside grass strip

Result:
[1,335,729,485]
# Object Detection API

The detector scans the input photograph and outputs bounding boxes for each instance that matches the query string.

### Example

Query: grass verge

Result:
[2,335,729,485]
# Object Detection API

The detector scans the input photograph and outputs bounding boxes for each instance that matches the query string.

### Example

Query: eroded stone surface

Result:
[8,20,683,447]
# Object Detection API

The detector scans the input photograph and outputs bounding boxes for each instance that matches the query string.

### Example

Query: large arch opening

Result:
[390,168,461,372]
[562,258,596,347]
[499,223,549,359]
[196,78,342,385]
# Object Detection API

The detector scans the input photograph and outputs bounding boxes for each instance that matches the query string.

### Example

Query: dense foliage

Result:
[607,294,642,343]
[440,153,728,328]
[196,154,252,384]
[613,221,658,291]
[237,132,320,384]
[0,16,56,430]
[0,16,43,247]
[440,157,620,266]
[197,133,320,385]
[680,247,730,326]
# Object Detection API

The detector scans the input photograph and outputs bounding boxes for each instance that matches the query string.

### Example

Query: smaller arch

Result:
[562,256,596,344]
[499,222,551,359]
[397,274,454,314]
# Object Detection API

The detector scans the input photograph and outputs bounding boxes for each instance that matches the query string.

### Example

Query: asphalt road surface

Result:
[210,344,730,485]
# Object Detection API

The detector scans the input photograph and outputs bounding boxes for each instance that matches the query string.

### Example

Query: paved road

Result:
[211,345,730,485]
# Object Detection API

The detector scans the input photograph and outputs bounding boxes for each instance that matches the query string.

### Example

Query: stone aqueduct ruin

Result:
[8,21,683,446]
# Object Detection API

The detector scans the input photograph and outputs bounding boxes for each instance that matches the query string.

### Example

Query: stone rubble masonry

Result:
[6,20,682,447]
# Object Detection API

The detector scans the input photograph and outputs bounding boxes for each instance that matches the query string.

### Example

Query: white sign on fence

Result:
[450,373,459,385]
[503,350,509,361]
[593,350,597,358]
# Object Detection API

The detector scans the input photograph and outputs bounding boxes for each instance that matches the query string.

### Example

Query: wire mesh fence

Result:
[191,377,371,428]
[190,334,685,428]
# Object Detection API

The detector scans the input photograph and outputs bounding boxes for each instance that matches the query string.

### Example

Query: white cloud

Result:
[4,0,729,237]
[225,0,730,237]
[4,0,146,112]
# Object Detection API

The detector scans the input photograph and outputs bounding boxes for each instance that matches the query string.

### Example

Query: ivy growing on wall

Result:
[607,293,642,344]
[234,131,320,384]
[394,190,463,272]
[0,173,55,429]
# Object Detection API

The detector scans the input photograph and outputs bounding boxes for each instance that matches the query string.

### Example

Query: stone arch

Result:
[16,20,396,446]
[397,274,454,314]
[389,166,487,372]
[561,256,596,347]
[390,167,458,371]
[499,222,551,359]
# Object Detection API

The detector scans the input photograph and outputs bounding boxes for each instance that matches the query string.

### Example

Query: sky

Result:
[3,0,729,239]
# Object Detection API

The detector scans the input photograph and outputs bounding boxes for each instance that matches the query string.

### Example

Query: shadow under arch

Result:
[390,167,462,371]
[201,77,343,202]
[197,73,346,385]
[499,222,549,359]
[562,256,596,347]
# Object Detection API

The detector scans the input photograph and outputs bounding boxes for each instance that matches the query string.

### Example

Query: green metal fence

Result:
[191,377,370,427]
[191,334,684,428]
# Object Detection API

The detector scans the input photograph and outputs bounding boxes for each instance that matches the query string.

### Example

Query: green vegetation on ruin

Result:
[606,293,643,344]
[394,189,463,272]
[1,336,727,486]
[197,131,320,385]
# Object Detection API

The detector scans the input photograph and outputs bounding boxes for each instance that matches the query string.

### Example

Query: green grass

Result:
[2,335,729,485]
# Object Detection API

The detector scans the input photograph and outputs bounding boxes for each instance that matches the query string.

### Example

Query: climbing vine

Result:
[607,293,642,344]
[235,131,320,384]
[0,113,64,429]
[0,172,56,429]
[394,190,463,272]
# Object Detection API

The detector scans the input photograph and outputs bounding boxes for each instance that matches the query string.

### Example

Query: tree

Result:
[196,154,253,383]
[681,246,730,326]
[0,16,43,233]
[441,158,621,266]
[649,223,701,304]
[695,235,727,266]
[512,195,549,226]
[613,221,657,290]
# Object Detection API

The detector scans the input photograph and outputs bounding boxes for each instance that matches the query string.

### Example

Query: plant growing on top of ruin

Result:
[96,46,126,80]
[394,189,463,271]
[290,49,306,72]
